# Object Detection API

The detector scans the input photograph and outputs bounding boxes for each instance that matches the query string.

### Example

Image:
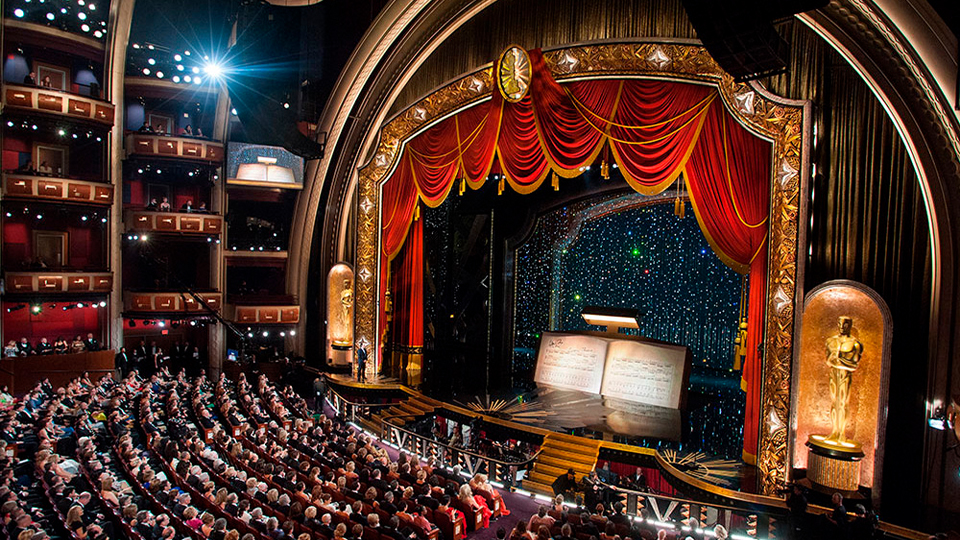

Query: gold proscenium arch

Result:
[353,42,811,493]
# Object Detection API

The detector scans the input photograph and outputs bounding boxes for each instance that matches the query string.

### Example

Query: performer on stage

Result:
[356,345,368,382]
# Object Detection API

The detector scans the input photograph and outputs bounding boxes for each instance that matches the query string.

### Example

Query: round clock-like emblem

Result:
[497,46,532,103]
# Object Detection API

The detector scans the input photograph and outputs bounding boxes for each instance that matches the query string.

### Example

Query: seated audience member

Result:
[23,71,37,86]
[36,338,53,355]
[159,197,172,212]
[3,341,18,358]
[16,338,34,357]
[71,335,86,354]
[53,337,68,354]
[84,333,100,352]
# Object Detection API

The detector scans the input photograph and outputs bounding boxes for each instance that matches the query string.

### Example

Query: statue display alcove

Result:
[790,280,892,502]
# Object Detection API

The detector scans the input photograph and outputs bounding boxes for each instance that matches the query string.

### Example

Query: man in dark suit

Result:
[84,333,100,351]
[16,338,34,356]
[115,347,130,376]
[356,346,368,382]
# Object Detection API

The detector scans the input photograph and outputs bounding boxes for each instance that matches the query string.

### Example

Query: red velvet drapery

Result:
[378,48,771,460]
[685,108,770,462]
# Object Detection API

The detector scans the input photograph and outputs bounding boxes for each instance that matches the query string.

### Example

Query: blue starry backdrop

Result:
[513,196,749,459]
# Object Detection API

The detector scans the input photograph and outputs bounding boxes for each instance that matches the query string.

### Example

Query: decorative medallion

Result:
[497,46,532,103]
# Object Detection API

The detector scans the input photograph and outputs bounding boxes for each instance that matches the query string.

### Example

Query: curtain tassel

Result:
[458,177,465,196]
[551,171,560,191]
[673,197,685,218]
[733,319,748,371]
[413,204,420,221]
[498,177,505,195]
[601,160,610,180]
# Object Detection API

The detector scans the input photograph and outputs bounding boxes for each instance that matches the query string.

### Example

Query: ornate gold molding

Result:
[355,42,807,492]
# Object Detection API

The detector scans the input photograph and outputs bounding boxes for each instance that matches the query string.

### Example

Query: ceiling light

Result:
[13,8,24,17]
[142,68,150,75]
[147,58,156,65]
[46,12,55,20]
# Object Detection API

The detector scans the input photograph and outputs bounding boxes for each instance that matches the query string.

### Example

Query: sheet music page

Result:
[600,340,686,408]
[533,332,609,393]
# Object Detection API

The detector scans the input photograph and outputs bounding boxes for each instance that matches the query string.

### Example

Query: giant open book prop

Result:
[534,331,691,410]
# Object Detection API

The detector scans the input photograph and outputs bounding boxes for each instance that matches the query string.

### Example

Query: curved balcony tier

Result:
[3,83,114,127]
[123,290,222,313]
[3,173,113,205]
[5,271,112,293]
[124,133,223,164]
[229,304,300,325]
[124,210,222,235]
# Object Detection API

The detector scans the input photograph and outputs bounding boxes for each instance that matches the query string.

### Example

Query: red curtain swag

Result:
[379,49,771,461]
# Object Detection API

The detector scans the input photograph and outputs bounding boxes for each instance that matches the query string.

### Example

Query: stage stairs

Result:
[356,393,442,436]
[524,432,602,496]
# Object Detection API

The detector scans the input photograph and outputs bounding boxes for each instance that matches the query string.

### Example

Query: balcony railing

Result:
[2,83,114,127]
[228,304,300,325]
[123,291,222,313]
[3,173,113,205]
[124,133,224,164]
[124,210,222,235]
[5,271,112,293]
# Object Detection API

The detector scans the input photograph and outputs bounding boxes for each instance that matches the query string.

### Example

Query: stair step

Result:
[533,462,589,479]
[527,470,564,487]
[543,438,601,456]
[538,454,594,471]
[521,479,555,496]
[539,448,598,466]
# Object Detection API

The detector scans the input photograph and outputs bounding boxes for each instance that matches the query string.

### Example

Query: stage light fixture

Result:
[581,305,645,333]
[173,76,180,83]
[99,301,106,307]
[156,72,164,79]
[80,24,89,32]
[30,304,42,314]
[14,8,24,17]
[58,128,65,136]
[203,62,224,79]
[158,321,165,328]
[290,330,296,336]
[142,68,150,75]
[77,302,84,308]
[147,58,156,65]
[174,54,182,62]
[262,331,269,337]
[140,234,148,241]
[81,216,88,221]
[94,30,102,38]
[77,11,86,19]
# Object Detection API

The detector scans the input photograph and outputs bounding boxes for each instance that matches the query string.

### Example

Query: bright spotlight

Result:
[142,68,150,75]
[14,8,24,17]
[203,62,224,79]
[46,12,55,20]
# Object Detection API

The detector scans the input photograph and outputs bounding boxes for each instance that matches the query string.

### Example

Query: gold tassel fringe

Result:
[601,160,610,180]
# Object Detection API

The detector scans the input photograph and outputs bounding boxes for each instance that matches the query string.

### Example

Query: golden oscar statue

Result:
[333,279,353,348]
[807,316,866,490]
[824,316,864,444]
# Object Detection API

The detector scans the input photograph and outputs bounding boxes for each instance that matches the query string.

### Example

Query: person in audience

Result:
[138,122,153,133]
[198,201,209,213]
[181,200,194,212]
[510,520,534,540]
[146,198,159,210]
[529,506,554,531]
[35,338,52,355]
[71,335,86,354]
[159,197,172,211]
[40,76,52,88]
[3,341,18,358]
[24,72,37,86]
[154,123,165,135]
[16,338,33,357]
[53,337,68,354]
[85,333,100,352]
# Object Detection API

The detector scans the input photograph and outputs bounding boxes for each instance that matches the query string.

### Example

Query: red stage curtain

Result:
[378,48,773,461]
[685,107,771,463]
[390,217,424,349]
